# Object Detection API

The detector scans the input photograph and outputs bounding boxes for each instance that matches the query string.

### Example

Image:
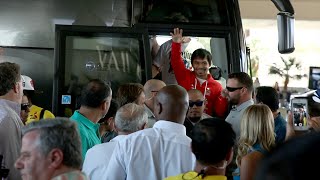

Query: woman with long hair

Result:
[235,104,275,180]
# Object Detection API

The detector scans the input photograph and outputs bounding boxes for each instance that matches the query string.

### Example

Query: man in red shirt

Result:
[170,28,228,117]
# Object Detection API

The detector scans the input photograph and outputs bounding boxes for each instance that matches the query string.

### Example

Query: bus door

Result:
[54,25,151,117]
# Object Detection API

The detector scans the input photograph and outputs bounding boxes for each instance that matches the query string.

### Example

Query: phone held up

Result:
[291,98,309,131]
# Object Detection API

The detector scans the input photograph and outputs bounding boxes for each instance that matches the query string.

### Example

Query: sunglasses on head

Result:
[189,101,204,107]
[226,86,243,92]
[21,103,30,111]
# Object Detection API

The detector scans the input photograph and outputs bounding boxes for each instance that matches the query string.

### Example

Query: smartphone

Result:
[291,98,309,131]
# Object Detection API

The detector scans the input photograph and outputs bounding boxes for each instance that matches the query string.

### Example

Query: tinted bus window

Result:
[141,0,228,25]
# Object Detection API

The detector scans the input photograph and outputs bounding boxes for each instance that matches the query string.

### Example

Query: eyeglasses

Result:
[189,101,204,107]
[21,103,30,111]
[226,86,243,92]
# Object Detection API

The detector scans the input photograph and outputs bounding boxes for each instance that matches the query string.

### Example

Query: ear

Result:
[225,147,234,165]
[101,100,108,111]
[140,122,147,130]
[47,148,63,169]
[109,117,116,131]
[13,82,21,93]
[154,102,162,116]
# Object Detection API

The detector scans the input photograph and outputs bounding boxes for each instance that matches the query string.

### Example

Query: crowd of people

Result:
[1,28,320,180]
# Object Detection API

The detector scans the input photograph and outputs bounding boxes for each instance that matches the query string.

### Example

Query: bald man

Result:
[185,89,212,137]
[143,79,166,128]
[104,85,196,180]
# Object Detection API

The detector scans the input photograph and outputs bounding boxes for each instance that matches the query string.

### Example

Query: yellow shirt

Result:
[26,104,55,124]
[165,171,227,180]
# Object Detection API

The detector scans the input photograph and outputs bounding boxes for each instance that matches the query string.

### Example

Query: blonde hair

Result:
[236,104,275,166]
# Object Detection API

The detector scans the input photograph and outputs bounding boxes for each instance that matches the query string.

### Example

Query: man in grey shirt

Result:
[222,72,254,139]
[0,62,24,180]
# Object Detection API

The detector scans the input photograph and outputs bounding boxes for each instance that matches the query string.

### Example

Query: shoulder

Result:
[44,110,55,118]
[242,151,264,164]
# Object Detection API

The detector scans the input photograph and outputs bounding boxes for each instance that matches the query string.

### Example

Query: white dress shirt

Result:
[82,135,127,180]
[102,120,196,180]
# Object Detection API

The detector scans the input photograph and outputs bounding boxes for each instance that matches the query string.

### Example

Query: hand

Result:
[170,28,183,43]
[285,111,308,141]
[308,116,320,132]
[221,89,228,98]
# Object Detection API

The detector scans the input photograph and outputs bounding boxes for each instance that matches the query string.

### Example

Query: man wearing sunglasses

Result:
[170,28,228,118]
[184,89,212,137]
[222,72,254,139]
[20,95,31,125]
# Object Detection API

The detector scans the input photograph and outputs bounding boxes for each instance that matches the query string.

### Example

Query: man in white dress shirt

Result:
[82,103,148,180]
[103,85,196,180]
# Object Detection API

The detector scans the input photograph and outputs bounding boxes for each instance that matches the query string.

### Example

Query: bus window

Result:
[141,0,228,25]
[151,35,228,85]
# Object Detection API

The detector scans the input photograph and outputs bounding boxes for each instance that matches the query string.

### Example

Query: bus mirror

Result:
[277,12,295,54]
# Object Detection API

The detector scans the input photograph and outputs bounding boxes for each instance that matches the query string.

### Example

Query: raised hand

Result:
[170,28,183,43]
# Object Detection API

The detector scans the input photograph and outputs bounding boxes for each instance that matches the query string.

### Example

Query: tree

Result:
[269,57,306,93]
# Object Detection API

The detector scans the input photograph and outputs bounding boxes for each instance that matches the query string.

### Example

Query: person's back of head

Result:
[154,85,189,124]
[21,118,82,170]
[116,83,144,107]
[81,79,112,108]
[191,118,236,167]
[237,104,275,166]
[255,86,279,112]
[114,103,148,133]
[228,72,253,93]
[0,62,22,101]
[144,79,166,100]
[255,132,320,180]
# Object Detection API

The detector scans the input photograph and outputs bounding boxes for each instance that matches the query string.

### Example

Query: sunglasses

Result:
[189,101,204,107]
[21,103,30,111]
[226,86,243,92]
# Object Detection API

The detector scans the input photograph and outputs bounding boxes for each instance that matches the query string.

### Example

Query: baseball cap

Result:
[21,75,35,91]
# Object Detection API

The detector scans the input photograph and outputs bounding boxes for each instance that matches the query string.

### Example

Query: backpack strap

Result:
[39,108,46,119]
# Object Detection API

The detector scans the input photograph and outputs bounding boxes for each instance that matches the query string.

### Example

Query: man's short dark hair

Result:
[0,62,21,96]
[81,79,111,108]
[255,86,279,112]
[228,72,253,92]
[191,49,212,66]
[190,118,236,165]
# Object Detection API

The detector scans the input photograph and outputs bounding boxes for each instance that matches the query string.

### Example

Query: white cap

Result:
[21,75,35,91]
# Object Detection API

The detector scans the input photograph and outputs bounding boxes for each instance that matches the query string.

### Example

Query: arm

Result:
[102,142,127,180]
[240,152,264,180]
[212,84,228,118]
[170,28,191,88]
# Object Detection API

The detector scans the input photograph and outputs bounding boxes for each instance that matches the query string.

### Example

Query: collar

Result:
[232,99,254,112]
[110,135,127,142]
[0,99,21,114]
[144,104,155,118]
[153,120,187,135]
[72,110,100,131]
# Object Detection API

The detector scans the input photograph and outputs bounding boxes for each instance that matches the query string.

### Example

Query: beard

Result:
[188,116,202,123]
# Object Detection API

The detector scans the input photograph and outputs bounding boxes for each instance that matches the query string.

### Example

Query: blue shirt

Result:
[70,110,101,161]
[274,112,287,145]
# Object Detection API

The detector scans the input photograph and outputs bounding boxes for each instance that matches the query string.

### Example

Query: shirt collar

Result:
[110,135,127,142]
[0,99,20,114]
[144,104,155,118]
[72,110,100,131]
[233,99,254,112]
[153,120,187,135]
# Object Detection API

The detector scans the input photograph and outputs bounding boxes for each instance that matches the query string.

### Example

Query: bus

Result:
[0,0,294,116]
